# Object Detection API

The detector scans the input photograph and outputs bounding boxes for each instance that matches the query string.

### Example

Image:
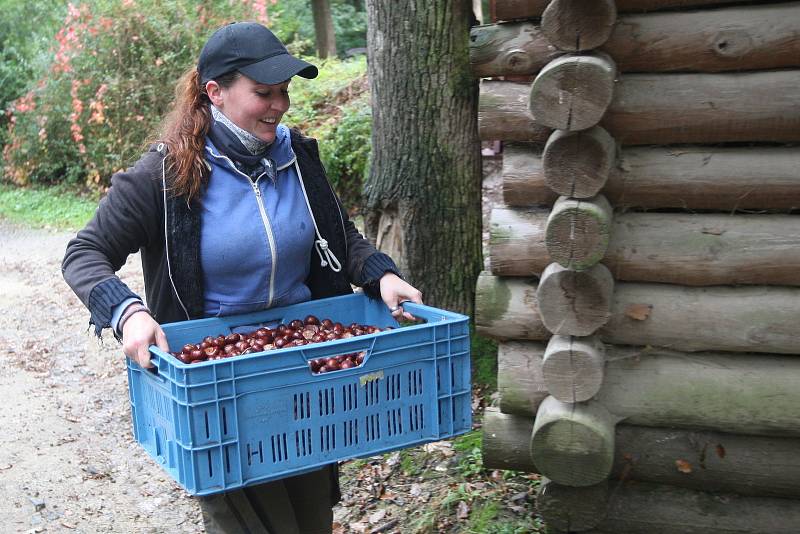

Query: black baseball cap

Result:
[198,22,318,85]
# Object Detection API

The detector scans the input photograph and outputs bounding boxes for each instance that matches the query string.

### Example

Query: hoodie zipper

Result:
[207,148,278,308]
[250,178,277,307]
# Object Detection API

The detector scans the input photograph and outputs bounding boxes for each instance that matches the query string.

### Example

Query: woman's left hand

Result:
[379,273,423,321]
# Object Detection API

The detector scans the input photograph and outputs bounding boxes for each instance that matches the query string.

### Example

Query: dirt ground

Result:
[0,158,510,533]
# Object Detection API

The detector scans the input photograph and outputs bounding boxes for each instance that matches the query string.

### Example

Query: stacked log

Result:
[473,1,800,532]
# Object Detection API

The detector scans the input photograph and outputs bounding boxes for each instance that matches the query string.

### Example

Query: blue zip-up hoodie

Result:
[200,124,315,317]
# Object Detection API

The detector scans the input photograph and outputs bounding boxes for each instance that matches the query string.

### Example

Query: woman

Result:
[62,21,422,533]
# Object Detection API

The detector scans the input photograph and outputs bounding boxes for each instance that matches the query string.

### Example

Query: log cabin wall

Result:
[472,1,800,532]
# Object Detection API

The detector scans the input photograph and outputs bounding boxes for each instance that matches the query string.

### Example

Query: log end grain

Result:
[530,54,617,131]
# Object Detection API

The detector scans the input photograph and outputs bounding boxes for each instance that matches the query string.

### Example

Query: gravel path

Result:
[0,221,204,533]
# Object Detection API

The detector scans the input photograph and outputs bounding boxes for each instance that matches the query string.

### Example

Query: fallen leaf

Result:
[332,522,345,534]
[0,464,12,470]
[379,490,396,501]
[675,459,693,474]
[369,509,387,524]
[409,483,422,497]
[625,304,653,321]
[716,444,726,459]
[350,522,368,533]
[60,522,77,530]
[701,227,724,236]
[456,500,470,520]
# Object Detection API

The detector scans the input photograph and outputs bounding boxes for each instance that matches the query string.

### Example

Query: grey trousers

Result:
[199,467,334,534]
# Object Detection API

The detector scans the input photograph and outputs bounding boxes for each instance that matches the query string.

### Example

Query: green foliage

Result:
[0,183,98,230]
[266,0,367,57]
[3,0,257,188]
[471,328,499,390]
[2,0,370,211]
[453,430,485,478]
[0,0,64,113]
[284,56,370,211]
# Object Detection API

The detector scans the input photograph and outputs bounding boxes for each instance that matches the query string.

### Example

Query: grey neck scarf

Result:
[210,105,270,155]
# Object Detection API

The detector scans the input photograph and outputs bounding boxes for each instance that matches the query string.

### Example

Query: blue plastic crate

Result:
[126,293,471,495]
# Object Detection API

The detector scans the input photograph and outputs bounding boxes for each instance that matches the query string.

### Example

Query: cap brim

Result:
[239,54,318,85]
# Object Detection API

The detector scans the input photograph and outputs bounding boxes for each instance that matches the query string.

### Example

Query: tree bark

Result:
[311,0,338,58]
[484,410,800,498]
[490,209,800,287]
[501,145,800,211]
[475,274,800,354]
[366,0,482,315]
[479,71,800,144]
[495,0,755,21]
[472,3,800,76]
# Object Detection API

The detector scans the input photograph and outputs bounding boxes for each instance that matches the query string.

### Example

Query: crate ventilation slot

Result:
[319,424,336,452]
[409,403,424,431]
[294,392,311,420]
[319,387,335,416]
[342,383,358,411]
[408,368,424,396]
[386,408,403,436]
[343,419,359,446]
[295,428,313,457]
[365,413,381,441]
[270,434,288,463]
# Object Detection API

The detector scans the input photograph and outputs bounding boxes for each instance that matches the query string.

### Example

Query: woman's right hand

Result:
[121,308,169,369]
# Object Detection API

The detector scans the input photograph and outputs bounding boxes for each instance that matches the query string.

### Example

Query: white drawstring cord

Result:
[294,161,342,272]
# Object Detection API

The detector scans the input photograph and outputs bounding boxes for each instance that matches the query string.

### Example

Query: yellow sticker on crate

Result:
[359,370,384,386]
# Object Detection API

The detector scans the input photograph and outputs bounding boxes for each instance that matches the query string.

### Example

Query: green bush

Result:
[2,0,258,188]
[2,0,371,210]
[0,0,64,113]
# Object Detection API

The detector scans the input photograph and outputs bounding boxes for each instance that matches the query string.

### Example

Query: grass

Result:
[0,183,98,231]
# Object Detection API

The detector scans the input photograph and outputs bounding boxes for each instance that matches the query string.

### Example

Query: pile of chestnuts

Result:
[170,314,387,374]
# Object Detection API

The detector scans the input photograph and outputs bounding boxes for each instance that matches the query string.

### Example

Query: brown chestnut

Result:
[225,333,240,344]
[190,349,204,361]
[274,338,287,348]
[321,319,333,329]
[289,319,304,330]
[304,315,320,326]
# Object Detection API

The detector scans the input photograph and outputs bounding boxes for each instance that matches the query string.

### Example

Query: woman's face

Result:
[207,75,291,143]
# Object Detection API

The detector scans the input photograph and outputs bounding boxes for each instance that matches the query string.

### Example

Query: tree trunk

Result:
[365,0,482,315]
[311,0,337,58]
[501,145,800,211]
